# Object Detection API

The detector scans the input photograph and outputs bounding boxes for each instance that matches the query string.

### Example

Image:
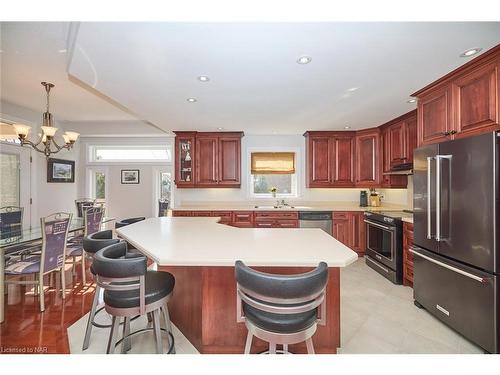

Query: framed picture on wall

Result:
[47,158,75,183]
[121,169,140,184]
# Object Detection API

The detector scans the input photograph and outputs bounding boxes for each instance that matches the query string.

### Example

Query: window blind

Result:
[250,152,295,174]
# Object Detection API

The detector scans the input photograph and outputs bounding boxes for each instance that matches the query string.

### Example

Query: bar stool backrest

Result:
[84,207,104,236]
[83,230,120,255]
[115,217,146,229]
[93,241,148,314]
[235,261,328,323]
[0,206,23,239]
[41,212,72,274]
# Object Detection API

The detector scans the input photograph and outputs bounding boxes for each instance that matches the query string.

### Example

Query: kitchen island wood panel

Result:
[159,264,340,354]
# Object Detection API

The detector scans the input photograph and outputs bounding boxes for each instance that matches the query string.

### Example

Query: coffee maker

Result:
[359,191,368,207]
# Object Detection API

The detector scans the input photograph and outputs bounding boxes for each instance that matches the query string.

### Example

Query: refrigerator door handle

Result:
[410,247,488,284]
[436,155,441,241]
[426,156,434,239]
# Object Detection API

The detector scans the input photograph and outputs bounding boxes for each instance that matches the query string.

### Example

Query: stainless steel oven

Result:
[364,211,403,284]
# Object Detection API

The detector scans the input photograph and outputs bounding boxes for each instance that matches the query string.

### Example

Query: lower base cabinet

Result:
[403,222,414,287]
[332,211,365,256]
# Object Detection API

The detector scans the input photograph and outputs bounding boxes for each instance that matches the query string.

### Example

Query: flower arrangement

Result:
[270,186,278,198]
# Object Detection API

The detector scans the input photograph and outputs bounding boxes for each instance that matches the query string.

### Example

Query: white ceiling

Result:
[0,22,139,123]
[2,22,500,135]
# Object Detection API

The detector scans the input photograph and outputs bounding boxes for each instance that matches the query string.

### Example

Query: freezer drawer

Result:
[412,246,499,353]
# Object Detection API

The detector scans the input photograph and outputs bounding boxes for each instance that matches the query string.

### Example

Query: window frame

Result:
[247,147,300,199]
[87,144,173,164]
[86,166,109,202]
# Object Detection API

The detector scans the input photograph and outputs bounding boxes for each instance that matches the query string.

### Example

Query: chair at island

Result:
[81,230,121,350]
[115,217,146,229]
[92,241,176,354]
[235,260,328,354]
[3,212,72,312]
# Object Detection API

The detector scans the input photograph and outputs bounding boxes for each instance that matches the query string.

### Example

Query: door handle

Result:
[363,219,395,232]
[410,247,487,284]
[435,155,452,242]
[426,157,433,239]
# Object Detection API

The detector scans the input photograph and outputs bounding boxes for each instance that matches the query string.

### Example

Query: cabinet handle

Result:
[449,130,457,135]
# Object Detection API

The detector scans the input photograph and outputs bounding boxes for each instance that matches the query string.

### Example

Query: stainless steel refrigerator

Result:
[413,131,499,354]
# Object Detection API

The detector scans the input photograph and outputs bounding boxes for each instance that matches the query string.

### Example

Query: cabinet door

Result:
[172,210,193,217]
[332,136,355,186]
[453,62,499,138]
[332,212,351,247]
[355,129,380,187]
[405,114,417,164]
[196,136,219,185]
[417,86,452,146]
[350,212,366,255]
[175,134,196,187]
[231,211,255,228]
[192,211,213,217]
[218,137,241,186]
[306,136,332,187]
[389,121,406,166]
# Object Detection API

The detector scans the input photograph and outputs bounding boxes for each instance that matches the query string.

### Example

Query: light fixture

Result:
[58,49,67,53]
[344,126,351,129]
[217,127,224,130]
[13,82,79,158]
[187,98,197,103]
[297,55,312,64]
[347,87,358,92]
[198,76,210,82]
[460,48,482,57]
[407,98,417,103]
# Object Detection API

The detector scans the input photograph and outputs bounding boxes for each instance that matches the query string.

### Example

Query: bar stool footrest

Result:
[91,306,140,329]
[115,327,175,354]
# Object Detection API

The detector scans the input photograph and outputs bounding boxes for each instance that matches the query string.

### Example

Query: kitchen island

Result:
[116,217,357,354]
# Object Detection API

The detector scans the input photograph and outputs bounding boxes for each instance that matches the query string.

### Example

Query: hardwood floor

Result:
[0,264,93,354]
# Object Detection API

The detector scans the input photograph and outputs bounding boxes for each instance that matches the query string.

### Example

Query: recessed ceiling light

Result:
[217,127,224,130]
[407,98,417,103]
[187,98,197,103]
[297,55,312,64]
[347,87,358,92]
[344,126,351,129]
[58,49,67,53]
[460,48,482,57]
[198,76,210,82]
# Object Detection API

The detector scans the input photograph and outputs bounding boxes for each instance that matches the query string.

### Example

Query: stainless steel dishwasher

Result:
[298,211,333,235]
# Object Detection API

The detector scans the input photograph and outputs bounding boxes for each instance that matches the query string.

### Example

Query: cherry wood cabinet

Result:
[332,212,350,246]
[388,121,406,167]
[254,211,299,228]
[304,131,355,188]
[231,211,255,228]
[413,45,500,146]
[332,211,365,256]
[403,221,414,287]
[406,113,417,164]
[174,131,243,188]
[172,210,193,217]
[355,128,380,187]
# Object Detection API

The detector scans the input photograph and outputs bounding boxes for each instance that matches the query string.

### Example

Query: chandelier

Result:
[12,82,79,158]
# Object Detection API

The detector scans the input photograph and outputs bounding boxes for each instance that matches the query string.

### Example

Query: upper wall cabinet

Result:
[174,131,243,188]
[413,45,500,146]
[304,131,355,188]
[355,128,380,187]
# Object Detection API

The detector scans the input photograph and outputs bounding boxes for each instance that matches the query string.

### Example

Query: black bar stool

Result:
[82,230,121,350]
[93,241,175,354]
[115,217,146,229]
[235,260,328,354]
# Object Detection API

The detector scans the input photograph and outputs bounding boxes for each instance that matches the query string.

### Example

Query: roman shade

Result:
[250,152,295,174]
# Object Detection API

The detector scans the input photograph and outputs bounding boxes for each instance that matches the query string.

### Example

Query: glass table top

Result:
[0,217,115,251]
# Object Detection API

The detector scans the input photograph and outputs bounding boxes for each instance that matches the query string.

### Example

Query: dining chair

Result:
[0,206,23,239]
[75,198,96,218]
[66,207,104,285]
[4,212,72,312]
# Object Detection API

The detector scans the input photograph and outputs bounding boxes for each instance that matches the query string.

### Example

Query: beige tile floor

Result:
[68,258,484,354]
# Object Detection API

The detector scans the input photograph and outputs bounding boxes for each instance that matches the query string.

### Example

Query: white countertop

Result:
[172,201,410,212]
[116,217,358,268]
[402,216,414,224]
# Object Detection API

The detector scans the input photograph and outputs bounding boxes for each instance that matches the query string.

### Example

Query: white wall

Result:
[174,134,410,207]
[78,136,174,221]
[1,100,80,224]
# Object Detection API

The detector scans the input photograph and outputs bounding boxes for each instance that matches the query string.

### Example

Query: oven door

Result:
[364,219,397,270]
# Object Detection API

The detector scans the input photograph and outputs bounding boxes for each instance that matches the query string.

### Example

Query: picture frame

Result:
[47,158,75,183]
[121,169,140,184]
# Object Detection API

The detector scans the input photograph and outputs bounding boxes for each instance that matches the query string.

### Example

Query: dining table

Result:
[0,216,115,323]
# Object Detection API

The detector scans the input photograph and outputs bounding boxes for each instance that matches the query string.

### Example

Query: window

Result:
[0,153,20,207]
[160,172,171,201]
[89,145,172,163]
[95,172,106,200]
[249,151,298,197]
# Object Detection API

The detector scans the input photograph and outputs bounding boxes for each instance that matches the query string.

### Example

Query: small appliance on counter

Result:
[369,189,381,207]
[359,191,368,207]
